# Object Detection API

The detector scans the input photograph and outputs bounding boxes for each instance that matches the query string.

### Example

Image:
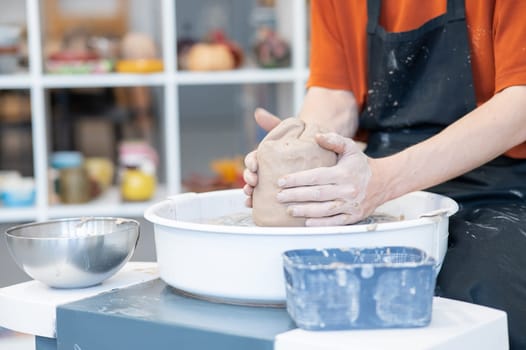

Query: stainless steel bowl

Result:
[5,217,140,288]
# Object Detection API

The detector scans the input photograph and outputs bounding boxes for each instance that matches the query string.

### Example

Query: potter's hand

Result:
[276,132,374,226]
[243,108,281,207]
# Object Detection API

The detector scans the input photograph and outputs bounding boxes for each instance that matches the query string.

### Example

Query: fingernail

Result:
[316,133,328,141]
[326,134,336,144]
[277,178,286,187]
[276,192,285,202]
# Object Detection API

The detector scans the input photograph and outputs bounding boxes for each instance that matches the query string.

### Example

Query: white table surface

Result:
[0,262,159,338]
[275,297,509,350]
[0,263,509,350]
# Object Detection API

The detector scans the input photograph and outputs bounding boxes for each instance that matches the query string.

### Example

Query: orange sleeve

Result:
[307,0,353,91]
[492,1,526,158]
[493,0,526,93]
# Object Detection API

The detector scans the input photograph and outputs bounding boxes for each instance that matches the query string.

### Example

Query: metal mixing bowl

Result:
[5,217,140,288]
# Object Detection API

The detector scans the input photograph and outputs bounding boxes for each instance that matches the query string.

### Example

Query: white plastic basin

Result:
[144,189,458,305]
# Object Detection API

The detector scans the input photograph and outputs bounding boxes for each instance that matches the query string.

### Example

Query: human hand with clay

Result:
[244,107,338,226]
[245,124,380,226]
[244,87,365,227]
[275,132,379,226]
[243,107,281,208]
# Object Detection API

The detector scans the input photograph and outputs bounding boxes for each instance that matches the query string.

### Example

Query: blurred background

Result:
[0,0,310,286]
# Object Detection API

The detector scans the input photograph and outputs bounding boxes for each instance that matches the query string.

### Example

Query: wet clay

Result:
[252,118,337,226]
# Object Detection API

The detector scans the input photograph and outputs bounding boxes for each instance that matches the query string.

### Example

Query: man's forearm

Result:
[299,86,359,138]
[373,85,526,202]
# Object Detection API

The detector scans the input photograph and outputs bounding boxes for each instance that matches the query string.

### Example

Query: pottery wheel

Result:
[168,286,286,308]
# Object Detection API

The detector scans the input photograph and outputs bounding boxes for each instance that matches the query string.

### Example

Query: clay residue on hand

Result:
[252,118,337,227]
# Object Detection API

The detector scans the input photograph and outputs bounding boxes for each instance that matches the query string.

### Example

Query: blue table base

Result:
[39,279,295,350]
[35,336,56,350]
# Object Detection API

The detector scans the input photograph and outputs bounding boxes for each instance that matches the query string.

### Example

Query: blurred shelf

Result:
[176,68,307,85]
[0,207,38,223]
[0,75,31,89]
[47,185,167,219]
[40,68,309,88]
[42,73,168,88]
[0,68,309,90]
[0,0,309,223]
[0,185,167,223]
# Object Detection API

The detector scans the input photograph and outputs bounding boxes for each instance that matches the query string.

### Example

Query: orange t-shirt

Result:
[307,0,526,158]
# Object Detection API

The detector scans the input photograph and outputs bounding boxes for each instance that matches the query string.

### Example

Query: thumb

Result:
[254,108,281,132]
[316,132,359,155]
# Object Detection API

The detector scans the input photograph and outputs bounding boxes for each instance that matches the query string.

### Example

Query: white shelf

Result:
[38,67,308,89]
[176,68,305,85]
[0,207,39,223]
[47,185,167,219]
[41,73,168,88]
[0,0,309,223]
[0,75,31,89]
[0,186,167,222]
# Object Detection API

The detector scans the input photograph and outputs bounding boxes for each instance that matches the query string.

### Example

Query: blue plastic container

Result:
[1,189,35,207]
[282,246,436,330]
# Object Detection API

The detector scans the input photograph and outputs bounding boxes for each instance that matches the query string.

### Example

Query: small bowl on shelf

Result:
[115,59,164,73]
[282,246,436,331]
[5,217,140,288]
[45,51,114,74]
[0,176,35,208]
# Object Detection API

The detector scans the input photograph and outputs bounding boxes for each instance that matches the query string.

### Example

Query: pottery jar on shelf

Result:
[120,165,156,202]
[118,141,158,202]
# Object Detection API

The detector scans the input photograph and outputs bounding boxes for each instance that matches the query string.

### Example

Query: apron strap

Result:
[367,0,466,34]
[366,0,381,34]
[447,0,466,22]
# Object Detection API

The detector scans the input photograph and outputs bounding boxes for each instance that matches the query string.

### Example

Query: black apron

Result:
[361,1,526,348]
